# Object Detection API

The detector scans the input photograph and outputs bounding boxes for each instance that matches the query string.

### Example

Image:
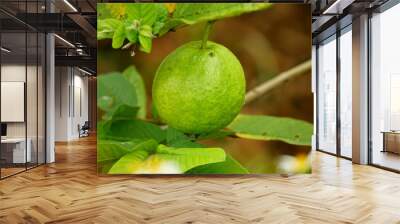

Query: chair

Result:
[79,121,90,138]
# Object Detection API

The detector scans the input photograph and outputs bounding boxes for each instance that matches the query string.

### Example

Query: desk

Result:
[382,131,400,154]
[1,138,31,163]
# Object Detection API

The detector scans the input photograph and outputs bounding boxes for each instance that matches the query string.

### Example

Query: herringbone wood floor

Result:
[1,136,400,224]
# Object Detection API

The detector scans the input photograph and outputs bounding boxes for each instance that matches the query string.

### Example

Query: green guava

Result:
[152,40,246,134]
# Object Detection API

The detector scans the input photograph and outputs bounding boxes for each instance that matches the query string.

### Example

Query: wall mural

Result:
[97,3,313,174]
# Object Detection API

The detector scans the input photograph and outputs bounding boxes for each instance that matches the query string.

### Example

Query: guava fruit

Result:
[152,40,245,134]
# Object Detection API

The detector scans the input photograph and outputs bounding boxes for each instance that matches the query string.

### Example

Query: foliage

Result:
[159,3,271,35]
[227,115,313,146]
[97,3,312,174]
[97,72,138,120]
[97,66,146,121]
[97,68,312,174]
[97,3,271,53]
[109,143,226,174]
[123,66,146,119]
[98,139,145,163]
[186,154,249,174]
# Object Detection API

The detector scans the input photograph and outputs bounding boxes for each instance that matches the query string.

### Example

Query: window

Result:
[370,2,400,171]
[339,27,352,158]
[317,35,337,154]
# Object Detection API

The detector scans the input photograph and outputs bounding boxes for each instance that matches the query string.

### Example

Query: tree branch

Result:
[244,59,312,105]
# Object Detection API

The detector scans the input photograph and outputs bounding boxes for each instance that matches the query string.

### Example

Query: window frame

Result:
[315,21,353,161]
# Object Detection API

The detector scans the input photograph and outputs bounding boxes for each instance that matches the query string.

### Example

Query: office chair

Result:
[79,121,90,138]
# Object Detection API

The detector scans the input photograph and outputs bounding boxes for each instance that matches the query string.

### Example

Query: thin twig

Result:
[122,42,133,50]
[244,59,311,105]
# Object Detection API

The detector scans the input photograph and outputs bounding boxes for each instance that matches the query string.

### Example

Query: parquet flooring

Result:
[1,135,400,224]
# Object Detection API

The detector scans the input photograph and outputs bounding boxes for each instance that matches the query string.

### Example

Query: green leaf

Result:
[139,35,152,53]
[155,145,225,173]
[97,120,111,140]
[197,129,235,140]
[166,127,201,148]
[109,144,225,174]
[98,3,270,54]
[112,24,126,49]
[123,66,147,119]
[98,159,118,174]
[97,139,144,163]
[98,3,168,53]
[125,4,168,27]
[98,139,155,174]
[152,21,165,35]
[97,18,122,40]
[108,139,159,174]
[97,73,137,117]
[107,119,166,143]
[166,127,186,143]
[110,105,139,121]
[186,154,249,174]
[227,114,313,146]
[160,3,271,35]
[151,103,159,121]
[99,3,127,20]
[134,24,153,53]
[125,20,139,43]
[97,3,114,20]
[139,25,152,37]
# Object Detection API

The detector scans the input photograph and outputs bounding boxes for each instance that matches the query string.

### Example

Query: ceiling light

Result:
[54,34,75,48]
[63,0,78,12]
[323,0,354,15]
[77,67,93,76]
[76,48,87,56]
[1,47,11,53]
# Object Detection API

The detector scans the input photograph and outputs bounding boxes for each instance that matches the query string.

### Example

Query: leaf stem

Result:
[201,21,215,49]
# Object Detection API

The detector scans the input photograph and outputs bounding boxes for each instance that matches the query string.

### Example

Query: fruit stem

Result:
[201,21,215,49]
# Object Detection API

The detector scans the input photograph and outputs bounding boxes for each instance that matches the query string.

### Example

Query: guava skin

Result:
[152,41,246,134]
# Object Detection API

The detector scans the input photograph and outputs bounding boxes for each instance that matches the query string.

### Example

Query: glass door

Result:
[0,0,46,179]
[1,30,28,178]
[317,35,337,154]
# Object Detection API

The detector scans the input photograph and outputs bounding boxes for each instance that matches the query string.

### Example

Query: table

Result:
[1,138,31,163]
[382,131,400,154]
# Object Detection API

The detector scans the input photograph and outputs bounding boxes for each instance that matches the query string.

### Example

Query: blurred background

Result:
[98,4,312,173]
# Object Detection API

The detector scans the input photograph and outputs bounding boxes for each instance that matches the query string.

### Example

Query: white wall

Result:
[1,82,25,122]
[55,66,69,141]
[1,65,30,138]
[72,73,89,138]
[54,67,89,141]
